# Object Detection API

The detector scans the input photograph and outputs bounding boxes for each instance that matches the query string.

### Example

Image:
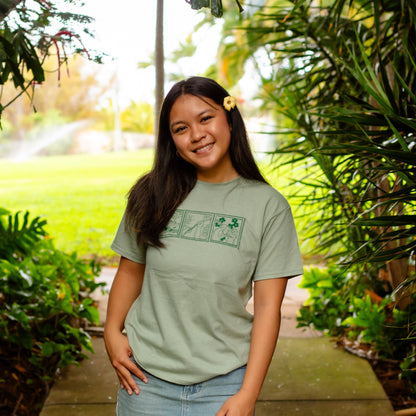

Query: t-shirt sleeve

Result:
[111,212,146,264]
[253,200,303,281]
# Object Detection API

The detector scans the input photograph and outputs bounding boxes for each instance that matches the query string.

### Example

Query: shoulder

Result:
[238,178,291,213]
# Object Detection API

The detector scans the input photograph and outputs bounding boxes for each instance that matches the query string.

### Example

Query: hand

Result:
[104,330,148,395]
[215,390,256,416]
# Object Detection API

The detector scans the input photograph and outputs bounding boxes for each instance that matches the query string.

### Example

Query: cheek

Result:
[216,119,232,142]
[172,137,193,161]
[217,126,232,147]
[172,136,185,151]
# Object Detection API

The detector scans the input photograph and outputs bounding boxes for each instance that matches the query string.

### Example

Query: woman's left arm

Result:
[216,277,289,416]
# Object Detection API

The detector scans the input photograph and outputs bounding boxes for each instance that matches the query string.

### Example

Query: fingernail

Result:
[135,389,139,394]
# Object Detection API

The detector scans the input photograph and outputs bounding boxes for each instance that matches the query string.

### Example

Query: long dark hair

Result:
[126,76,267,247]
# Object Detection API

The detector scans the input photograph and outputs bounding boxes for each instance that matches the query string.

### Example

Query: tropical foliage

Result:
[0,208,103,415]
[260,0,413,291]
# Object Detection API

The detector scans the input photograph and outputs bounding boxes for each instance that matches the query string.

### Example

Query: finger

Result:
[113,362,140,394]
[126,360,148,384]
[118,369,140,395]
[118,362,148,395]
[215,406,227,416]
[112,354,148,384]
[119,356,148,384]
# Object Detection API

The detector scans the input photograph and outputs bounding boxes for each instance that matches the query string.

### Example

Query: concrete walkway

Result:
[40,268,395,416]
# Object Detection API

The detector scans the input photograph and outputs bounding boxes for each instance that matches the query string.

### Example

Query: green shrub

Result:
[0,207,47,262]
[0,208,104,416]
[297,265,354,335]
[297,266,416,394]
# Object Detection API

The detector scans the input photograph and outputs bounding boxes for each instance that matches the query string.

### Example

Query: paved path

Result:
[40,268,395,416]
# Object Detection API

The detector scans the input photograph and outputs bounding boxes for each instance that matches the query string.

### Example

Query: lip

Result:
[193,143,214,154]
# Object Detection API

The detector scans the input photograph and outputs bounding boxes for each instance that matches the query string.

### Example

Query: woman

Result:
[104,76,303,416]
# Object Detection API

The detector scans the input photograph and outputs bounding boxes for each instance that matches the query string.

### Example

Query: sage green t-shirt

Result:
[111,176,303,385]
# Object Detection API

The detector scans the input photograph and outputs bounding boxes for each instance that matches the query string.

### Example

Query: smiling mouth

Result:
[194,143,214,154]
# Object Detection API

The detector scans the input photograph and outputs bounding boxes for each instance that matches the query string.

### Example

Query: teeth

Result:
[195,144,213,153]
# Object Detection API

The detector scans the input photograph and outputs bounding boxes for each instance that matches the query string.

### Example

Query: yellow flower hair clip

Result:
[223,96,236,111]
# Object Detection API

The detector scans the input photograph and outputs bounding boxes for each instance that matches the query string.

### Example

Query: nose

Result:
[191,124,205,143]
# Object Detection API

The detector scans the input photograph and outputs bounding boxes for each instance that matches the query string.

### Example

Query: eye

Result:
[173,125,187,134]
[201,115,213,123]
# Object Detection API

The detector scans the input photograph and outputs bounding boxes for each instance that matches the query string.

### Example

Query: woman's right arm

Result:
[104,256,148,395]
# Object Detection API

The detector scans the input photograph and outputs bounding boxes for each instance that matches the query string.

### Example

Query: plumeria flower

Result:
[223,96,236,111]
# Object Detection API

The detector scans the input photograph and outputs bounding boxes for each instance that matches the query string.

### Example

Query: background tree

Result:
[155,0,164,136]
[121,101,154,134]
[0,54,108,157]
[0,0,99,121]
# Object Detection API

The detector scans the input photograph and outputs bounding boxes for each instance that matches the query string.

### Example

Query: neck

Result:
[197,169,239,183]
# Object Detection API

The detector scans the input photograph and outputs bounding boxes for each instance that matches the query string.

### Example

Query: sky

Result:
[79,0,222,108]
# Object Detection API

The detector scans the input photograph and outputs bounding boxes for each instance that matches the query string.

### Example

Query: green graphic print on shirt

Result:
[161,209,246,248]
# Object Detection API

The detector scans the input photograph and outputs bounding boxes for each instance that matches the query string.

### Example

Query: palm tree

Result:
[155,0,164,137]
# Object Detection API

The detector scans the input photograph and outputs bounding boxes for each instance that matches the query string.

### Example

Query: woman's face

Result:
[169,94,238,183]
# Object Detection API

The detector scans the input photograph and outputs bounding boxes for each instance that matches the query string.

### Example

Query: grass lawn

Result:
[0,150,153,265]
[1,150,310,265]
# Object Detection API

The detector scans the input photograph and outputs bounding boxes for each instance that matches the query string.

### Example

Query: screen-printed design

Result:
[162,209,245,248]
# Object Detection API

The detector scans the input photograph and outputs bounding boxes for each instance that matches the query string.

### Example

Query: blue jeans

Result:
[117,363,249,416]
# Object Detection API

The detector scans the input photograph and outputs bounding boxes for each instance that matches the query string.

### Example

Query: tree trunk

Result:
[375,171,410,308]
[155,0,164,138]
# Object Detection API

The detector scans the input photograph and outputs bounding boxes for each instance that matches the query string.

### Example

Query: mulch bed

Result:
[0,345,56,416]
[371,358,416,411]
[337,337,416,412]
